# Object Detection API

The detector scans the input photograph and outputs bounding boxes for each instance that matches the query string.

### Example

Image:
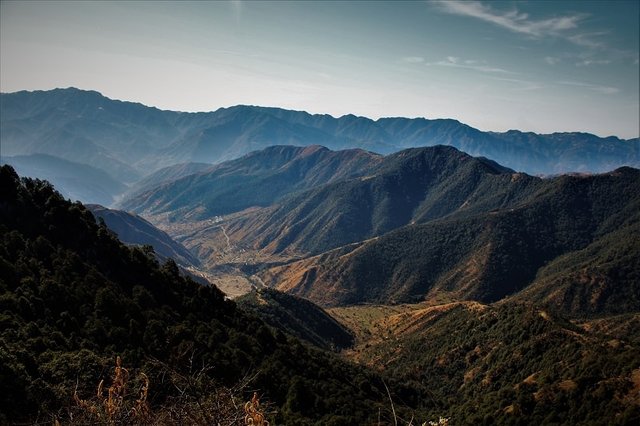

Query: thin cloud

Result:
[429,56,516,74]
[230,0,243,23]
[545,56,561,65]
[557,80,619,95]
[576,59,611,67]
[492,77,545,91]
[567,32,607,49]
[403,56,425,63]
[432,1,600,48]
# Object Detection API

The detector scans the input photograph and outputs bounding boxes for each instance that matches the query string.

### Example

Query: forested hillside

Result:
[237,288,354,351]
[257,165,640,309]
[0,165,402,424]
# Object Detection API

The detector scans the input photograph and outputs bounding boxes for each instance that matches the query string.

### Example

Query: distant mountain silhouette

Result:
[0,153,126,205]
[2,88,637,207]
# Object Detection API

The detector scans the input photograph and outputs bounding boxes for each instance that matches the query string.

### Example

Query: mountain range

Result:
[4,164,638,424]
[123,143,638,317]
[1,88,638,208]
[2,130,640,424]
[258,165,639,309]
[2,88,640,424]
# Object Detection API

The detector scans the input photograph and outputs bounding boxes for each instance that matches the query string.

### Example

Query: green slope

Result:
[517,220,640,316]
[224,145,541,256]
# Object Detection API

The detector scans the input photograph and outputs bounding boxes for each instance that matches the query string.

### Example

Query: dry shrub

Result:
[65,356,271,426]
[244,392,269,426]
[70,356,150,425]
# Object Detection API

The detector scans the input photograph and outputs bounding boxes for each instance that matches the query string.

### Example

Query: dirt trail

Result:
[218,225,231,250]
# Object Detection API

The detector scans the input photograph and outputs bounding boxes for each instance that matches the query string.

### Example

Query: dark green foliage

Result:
[520,220,640,316]
[237,288,354,351]
[0,166,392,424]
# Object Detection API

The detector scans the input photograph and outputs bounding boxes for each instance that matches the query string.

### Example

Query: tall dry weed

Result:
[65,356,271,425]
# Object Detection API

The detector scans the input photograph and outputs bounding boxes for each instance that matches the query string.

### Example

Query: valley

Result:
[123,145,639,314]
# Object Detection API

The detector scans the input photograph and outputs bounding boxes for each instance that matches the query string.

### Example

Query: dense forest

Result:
[0,165,404,424]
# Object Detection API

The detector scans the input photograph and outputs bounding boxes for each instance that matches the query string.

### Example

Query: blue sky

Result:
[1,1,638,138]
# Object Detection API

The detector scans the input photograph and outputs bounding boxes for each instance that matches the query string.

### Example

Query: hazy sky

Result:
[1,1,638,138]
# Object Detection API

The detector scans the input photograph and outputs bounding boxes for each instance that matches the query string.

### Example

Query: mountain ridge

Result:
[255,166,640,309]
[2,87,637,208]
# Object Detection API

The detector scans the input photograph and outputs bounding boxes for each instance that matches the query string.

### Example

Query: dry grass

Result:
[70,356,147,424]
[65,356,270,426]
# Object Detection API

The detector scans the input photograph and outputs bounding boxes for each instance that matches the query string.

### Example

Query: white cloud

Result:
[403,56,425,63]
[575,59,611,67]
[431,1,601,48]
[557,80,619,95]
[544,56,560,65]
[567,32,607,49]
[430,56,515,74]
[492,77,545,91]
